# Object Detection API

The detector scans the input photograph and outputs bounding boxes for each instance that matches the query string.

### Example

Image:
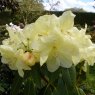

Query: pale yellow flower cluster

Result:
[0,11,95,77]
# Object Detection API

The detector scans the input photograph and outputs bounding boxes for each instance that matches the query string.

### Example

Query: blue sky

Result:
[80,0,94,2]
[43,0,94,2]
[43,0,95,12]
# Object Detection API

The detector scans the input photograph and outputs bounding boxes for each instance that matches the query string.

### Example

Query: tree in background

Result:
[0,0,19,13]
[0,0,44,24]
[18,0,44,24]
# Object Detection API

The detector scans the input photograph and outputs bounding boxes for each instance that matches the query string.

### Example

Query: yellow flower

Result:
[32,29,79,72]
[1,11,95,76]
[68,25,95,66]
[59,11,75,32]
[31,11,95,72]
[0,46,31,77]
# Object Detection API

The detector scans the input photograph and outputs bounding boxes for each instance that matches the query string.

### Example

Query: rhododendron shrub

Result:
[0,11,95,95]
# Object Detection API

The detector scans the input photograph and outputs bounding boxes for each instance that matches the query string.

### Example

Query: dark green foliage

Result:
[0,0,19,13]
[0,64,84,95]
[0,64,13,95]
[10,72,23,95]
[1,11,95,25]
[0,11,14,25]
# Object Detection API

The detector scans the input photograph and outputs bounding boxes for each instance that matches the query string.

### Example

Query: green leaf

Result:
[52,66,76,95]
[23,78,36,95]
[41,64,60,83]
[60,66,80,95]
[31,64,41,88]
[52,76,72,95]
[56,77,69,95]
[0,85,5,92]
[48,69,60,82]
[78,88,86,95]
[69,65,76,84]
[43,85,52,95]
[61,66,76,87]
[10,72,23,95]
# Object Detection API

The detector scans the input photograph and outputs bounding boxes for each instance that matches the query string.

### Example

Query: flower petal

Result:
[60,11,75,32]
[46,56,60,72]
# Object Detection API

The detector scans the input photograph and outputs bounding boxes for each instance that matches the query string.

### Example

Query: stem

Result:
[40,72,56,91]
